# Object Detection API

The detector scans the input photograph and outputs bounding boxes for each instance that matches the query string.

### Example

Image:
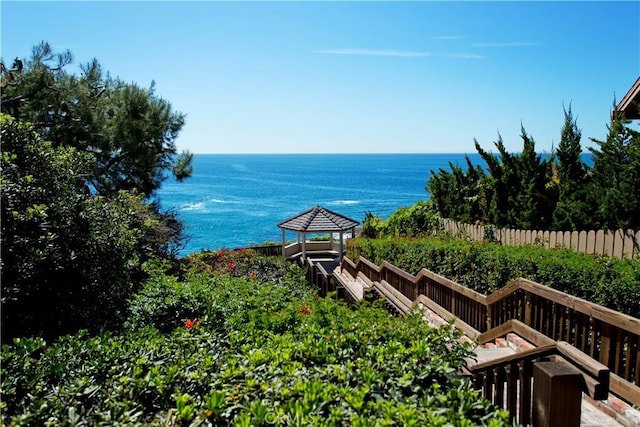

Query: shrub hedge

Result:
[346,237,640,318]
[2,253,508,426]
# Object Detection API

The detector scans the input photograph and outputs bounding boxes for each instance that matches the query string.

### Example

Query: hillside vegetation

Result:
[1,250,508,426]
[347,237,640,318]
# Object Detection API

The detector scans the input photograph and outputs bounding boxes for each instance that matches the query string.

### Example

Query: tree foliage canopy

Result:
[427,104,640,232]
[1,42,191,341]
[1,41,192,197]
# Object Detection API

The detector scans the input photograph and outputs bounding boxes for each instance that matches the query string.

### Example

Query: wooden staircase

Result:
[306,255,640,426]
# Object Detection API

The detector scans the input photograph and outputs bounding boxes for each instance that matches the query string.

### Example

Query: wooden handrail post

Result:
[532,361,582,427]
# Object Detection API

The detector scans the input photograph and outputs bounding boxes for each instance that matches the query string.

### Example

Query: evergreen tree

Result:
[427,156,486,223]
[474,127,553,229]
[552,105,591,230]
[1,41,192,198]
[588,107,640,230]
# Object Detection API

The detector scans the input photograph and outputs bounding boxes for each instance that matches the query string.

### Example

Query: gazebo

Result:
[277,205,359,263]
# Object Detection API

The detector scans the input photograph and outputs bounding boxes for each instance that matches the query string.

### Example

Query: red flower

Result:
[185,318,198,329]
[298,305,312,315]
[227,262,235,270]
[249,272,257,279]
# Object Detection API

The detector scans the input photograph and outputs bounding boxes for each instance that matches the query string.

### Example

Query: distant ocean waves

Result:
[157,153,484,254]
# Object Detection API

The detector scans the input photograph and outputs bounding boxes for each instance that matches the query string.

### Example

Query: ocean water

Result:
[156,153,482,255]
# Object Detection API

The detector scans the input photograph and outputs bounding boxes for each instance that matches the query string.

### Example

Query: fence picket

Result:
[439,219,638,260]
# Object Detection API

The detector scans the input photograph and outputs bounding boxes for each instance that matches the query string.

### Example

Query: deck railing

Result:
[338,255,640,407]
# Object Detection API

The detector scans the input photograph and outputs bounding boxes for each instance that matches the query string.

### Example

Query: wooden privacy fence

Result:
[440,218,640,259]
[339,255,640,407]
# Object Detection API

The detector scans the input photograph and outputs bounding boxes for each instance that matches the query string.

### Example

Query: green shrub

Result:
[1,115,176,341]
[347,237,640,317]
[2,253,508,426]
[362,201,441,239]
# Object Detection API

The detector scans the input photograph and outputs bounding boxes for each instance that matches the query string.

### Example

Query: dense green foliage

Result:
[361,201,441,239]
[0,115,183,339]
[1,252,508,426]
[552,105,590,230]
[1,43,190,342]
[588,109,640,230]
[1,42,192,197]
[347,237,640,317]
[427,106,640,231]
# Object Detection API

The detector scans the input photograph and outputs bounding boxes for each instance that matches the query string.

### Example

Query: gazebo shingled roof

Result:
[278,205,359,233]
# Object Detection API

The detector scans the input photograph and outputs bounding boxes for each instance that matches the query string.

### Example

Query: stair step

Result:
[469,346,516,364]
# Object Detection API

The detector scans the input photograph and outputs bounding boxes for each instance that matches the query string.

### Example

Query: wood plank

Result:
[570,231,579,250]
[511,320,557,347]
[417,268,488,304]
[495,366,506,407]
[586,230,596,254]
[613,229,624,258]
[614,329,625,375]
[506,363,519,422]
[604,230,615,256]
[377,280,412,313]
[514,279,640,334]
[610,372,640,407]
[578,230,587,253]
[416,295,481,339]
[623,229,635,259]
[556,341,609,390]
[477,320,516,344]
[595,230,605,256]
[372,283,409,316]
[600,323,613,367]
[468,344,557,372]
[485,280,522,305]
[519,359,534,425]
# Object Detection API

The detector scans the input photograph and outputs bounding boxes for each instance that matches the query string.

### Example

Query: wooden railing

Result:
[338,255,640,407]
[441,218,640,259]
[245,244,282,257]
[461,320,611,425]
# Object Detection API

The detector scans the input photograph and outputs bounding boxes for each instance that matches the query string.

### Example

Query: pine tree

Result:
[474,127,553,229]
[551,104,591,230]
[588,107,640,230]
[1,42,192,198]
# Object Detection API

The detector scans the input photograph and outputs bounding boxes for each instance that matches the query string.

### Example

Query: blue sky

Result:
[2,1,639,154]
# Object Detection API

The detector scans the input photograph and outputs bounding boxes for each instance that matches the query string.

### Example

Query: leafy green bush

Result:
[362,201,441,239]
[1,114,177,341]
[347,237,640,317]
[2,253,508,426]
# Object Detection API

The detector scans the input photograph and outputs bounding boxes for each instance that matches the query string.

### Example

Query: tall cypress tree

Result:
[552,105,591,230]
[588,107,640,230]
[474,128,553,230]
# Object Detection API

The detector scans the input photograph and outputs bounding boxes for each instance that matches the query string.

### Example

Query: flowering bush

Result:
[1,249,508,426]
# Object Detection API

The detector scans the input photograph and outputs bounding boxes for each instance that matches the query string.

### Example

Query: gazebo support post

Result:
[302,232,306,262]
[339,231,344,262]
[281,229,286,259]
